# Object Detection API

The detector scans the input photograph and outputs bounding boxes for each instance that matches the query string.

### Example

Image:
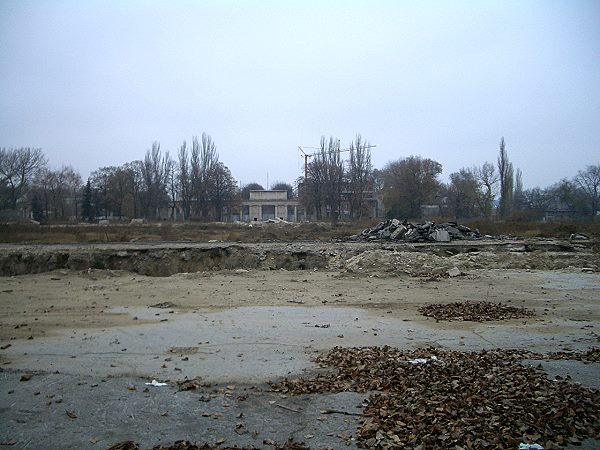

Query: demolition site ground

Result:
[0,224,599,449]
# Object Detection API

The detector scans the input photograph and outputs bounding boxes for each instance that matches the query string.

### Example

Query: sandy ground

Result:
[1,242,599,449]
[0,267,599,345]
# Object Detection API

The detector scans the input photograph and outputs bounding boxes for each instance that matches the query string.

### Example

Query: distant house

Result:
[543,199,577,221]
[234,190,302,222]
[421,204,441,219]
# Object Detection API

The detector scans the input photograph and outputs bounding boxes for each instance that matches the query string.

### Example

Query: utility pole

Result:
[298,144,376,180]
[298,147,313,180]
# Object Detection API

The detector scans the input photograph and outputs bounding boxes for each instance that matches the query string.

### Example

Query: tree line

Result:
[300,135,374,222]
[79,135,239,222]
[0,134,233,222]
[1,135,599,223]
[379,137,599,222]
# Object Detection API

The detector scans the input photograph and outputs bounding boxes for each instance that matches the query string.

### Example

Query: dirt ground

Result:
[1,239,599,449]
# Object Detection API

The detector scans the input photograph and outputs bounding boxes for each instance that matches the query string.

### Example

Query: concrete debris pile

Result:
[419,301,535,322]
[265,217,292,224]
[272,346,600,449]
[336,248,600,277]
[570,233,590,241]
[347,219,481,242]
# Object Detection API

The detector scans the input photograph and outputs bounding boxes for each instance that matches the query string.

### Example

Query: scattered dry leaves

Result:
[106,441,140,450]
[271,346,600,449]
[419,301,535,321]
[176,377,203,391]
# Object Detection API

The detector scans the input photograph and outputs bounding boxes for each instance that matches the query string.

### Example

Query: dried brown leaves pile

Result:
[546,348,600,363]
[176,377,203,391]
[272,346,600,449]
[419,301,535,322]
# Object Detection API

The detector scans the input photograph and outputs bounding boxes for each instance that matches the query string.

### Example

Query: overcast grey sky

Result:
[1,0,599,189]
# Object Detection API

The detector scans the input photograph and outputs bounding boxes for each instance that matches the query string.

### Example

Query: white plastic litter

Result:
[518,444,544,450]
[145,379,168,387]
[408,356,440,365]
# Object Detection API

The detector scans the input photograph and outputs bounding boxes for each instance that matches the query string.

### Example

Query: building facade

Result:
[237,190,302,222]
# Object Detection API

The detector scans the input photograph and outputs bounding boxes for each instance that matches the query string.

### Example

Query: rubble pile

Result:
[272,346,600,449]
[346,219,481,242]
[341,249,452,277]
[419,301,535,322]
[336,248,600,277]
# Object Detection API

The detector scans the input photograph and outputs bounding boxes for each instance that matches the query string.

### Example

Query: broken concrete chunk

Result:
[570,233,589,240]
[390,225,407,239]
[404,228,420,241]
[448,267,461,277]
[431,229,450,242]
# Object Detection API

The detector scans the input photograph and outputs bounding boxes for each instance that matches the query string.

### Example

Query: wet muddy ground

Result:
[0,241,599,449]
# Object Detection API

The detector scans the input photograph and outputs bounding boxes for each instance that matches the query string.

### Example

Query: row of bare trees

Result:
[2,137,599,223]
[1,134,239,222]
[300,135,374,222]
[0,147,84,221]
[176,134,237,221]
[86,134,238,221]
[378,138,600,221]
[0,147,47,210]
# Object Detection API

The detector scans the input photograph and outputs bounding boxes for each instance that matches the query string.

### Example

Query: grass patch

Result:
[1,218,597,244]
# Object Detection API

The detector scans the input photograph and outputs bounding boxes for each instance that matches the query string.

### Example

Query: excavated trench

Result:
[0,245,332,276]
[0,239,597,277]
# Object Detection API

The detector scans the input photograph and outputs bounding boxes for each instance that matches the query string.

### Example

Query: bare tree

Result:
[33,166,82,221]
[347,134,373,219]
[89,165,138,219]
[140,142,169,218]
[241,182,264,200]
[209,162,238,221]
[574,164,600,219]
[522,187,550,215]
[301,167,323,220]
[544,179,589,219]
[326,141,344,223]
[89,167,112,218]
[33,168,52,220]
[447,168,480,219]
[309,136,344,223]
[474,162,498,218]
[270,181,294,199]
[512,168,525,211]
[189,133,220,219]
[124,161,143,218]
[381,156,442,219]
[63,167,83,220]
[177,141,192,219]
[0,147,46,209]
[165,154,176,219]
[497,137,514,218]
